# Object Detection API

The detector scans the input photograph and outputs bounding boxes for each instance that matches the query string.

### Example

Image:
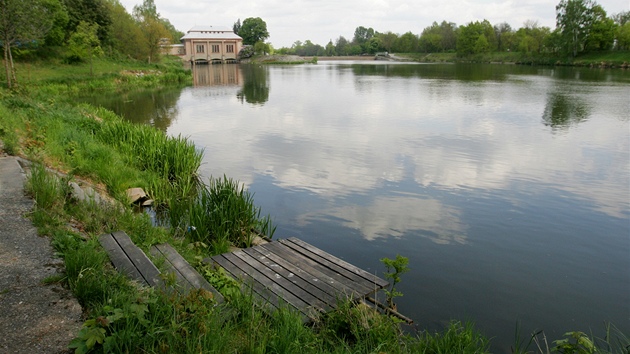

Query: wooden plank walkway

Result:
[99,231,223,303]
[207,237,389,321]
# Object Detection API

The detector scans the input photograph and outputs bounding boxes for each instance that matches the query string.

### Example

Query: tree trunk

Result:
[3,43,11,89]
[8,44,17,87]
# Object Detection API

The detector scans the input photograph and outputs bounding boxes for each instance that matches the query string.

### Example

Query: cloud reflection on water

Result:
[173,63,629,242]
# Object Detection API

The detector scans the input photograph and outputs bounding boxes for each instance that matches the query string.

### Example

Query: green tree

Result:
[457,20,491,56]
[335,36,349,56]
[439,21,458,52]
[494,22,513,51]
[0,0,55,88]
[474,34,490,53]
[63,0,112,43]
[352,26,374,45]
[325,40,336,56]
[238,17,269,46]
[556,0,595,57]
[378,31,398,53]
[43,0,69,46]
[585,5,617,51]
[393,31,419,53]
[133,0,169,63]
[419,22,443,52]
[513,21,551,54]
[232,18,241,34]
[67,20,102,74]
[616,22,630,50]
[106,0,146,59]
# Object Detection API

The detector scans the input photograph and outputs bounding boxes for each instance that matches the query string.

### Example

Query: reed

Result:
[177,175,276,249]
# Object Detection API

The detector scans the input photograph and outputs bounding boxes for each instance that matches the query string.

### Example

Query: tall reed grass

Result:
[170,175,276,250]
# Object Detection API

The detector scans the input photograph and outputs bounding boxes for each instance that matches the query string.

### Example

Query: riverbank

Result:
[307,51,630,67]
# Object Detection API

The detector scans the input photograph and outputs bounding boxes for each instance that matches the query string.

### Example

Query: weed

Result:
[381,254,410,310]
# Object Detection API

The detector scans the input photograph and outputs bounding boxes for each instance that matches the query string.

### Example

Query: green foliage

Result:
[458,20,495,56]
[416,320,491,353]
[25,163,65,210]
[178,175,275,249]
[200,263,241,301]
[67,21,103,65]
[380,254,410,309]
[556,0,596,57]
[239,17,270,46]
[554,331,597,353]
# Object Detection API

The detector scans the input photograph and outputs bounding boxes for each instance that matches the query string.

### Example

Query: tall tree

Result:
[393,31,419,53]
[494,22,513,51]
[238,17,269,46]
[63,0,112,43]
[133,0,168,63]
[353,26,374,45]
[378,31,398,53]
[43,0,69,46]
[233,19,241,34]
[556,0,595,57]
[335,36,349,56]
[585,5,616,51]
[67,20,102,74]
[106,0,146,59]
[457,20,494,56]
[0,0,54,88]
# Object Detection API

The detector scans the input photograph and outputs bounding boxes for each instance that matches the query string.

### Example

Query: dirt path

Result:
[0,156,82,354]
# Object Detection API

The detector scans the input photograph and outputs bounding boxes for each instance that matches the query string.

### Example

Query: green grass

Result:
[396,50,630,67]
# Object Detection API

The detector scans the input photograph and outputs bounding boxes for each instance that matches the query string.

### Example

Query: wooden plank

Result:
[231,249,330,313]
[211,254,281,312]
[279,238,387,291]
[262,241,371,296]
[284,237,388,288]
[254,242,362,298]
[220,251,313,319]
[151,244,224,303]
[245,246,340,308]
[111,231,162,288]
[150,245,191,295]
[98,232,148,286]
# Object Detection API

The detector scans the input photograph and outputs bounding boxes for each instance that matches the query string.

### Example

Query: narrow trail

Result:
[0,155,82,354]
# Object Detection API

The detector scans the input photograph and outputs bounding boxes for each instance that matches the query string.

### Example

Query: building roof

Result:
[181,26,242,41]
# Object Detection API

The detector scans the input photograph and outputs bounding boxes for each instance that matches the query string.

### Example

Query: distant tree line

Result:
[276,0,629,58]
[1,0,183,88]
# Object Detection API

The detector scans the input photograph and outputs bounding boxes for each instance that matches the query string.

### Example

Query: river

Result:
[86,61,630,351]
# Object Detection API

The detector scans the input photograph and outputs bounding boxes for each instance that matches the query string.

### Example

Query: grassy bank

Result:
[396,51,630,67]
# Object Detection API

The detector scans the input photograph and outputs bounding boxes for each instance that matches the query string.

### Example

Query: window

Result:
[196,44,204,53]
[226,44,234,53]
[212,44,220,53]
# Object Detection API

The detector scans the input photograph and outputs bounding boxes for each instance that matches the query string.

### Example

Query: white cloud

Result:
[118,0,629,48]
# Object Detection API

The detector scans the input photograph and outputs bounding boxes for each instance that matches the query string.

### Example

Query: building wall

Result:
[183,39,242,62]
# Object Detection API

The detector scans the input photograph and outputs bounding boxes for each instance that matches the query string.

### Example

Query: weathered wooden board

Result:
[98,231,161,287]
[150,243,224,303]
[207,238,389,322]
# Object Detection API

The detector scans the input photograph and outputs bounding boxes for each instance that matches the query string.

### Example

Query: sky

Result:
[118,0,630,48]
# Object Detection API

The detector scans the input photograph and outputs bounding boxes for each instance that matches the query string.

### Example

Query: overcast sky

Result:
[118,0,630,48]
